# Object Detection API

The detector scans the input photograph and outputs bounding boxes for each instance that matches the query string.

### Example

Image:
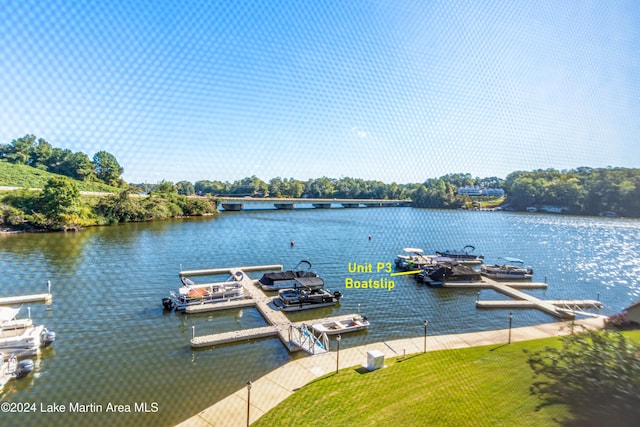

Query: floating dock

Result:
[0,281,52,306]
[0,293,52,306]
[443,278,602,319]
[183,265,362,352]
[179,264,283,278]
[190,313,361,350]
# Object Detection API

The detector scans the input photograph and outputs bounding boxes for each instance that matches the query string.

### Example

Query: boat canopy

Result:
[0,307,21,323]
[402,247,424,254]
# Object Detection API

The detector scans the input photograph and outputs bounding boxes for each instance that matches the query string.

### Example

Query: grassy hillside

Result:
[0,161,120,192]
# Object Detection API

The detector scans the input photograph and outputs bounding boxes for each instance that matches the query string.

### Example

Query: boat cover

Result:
[259,270,318,286]
[294,276,325,289]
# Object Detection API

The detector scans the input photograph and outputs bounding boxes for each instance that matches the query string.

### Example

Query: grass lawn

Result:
[0,161,119,192]
[254,331,640,427]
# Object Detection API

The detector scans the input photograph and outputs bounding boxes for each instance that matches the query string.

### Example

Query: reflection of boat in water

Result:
[416,262,481,286]
[0,307,56,356]
[394,248,435,271]
[311,315,369,335]
[481,258,533,280]
[162,274,246,311]
[435,245,484,264]
[274,287,342,312]
[1,353,34,391]
[258,260,323,291]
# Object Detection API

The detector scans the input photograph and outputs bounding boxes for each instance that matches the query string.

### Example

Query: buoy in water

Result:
[368,235,372,241]
[290,241,295,247]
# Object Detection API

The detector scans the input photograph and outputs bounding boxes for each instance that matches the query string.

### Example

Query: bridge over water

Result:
[217,197,412,211]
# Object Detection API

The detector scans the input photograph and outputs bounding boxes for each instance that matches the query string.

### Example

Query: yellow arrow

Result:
[389,270,421,277]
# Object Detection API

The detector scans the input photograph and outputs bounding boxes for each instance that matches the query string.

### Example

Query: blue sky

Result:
[1,0,639,184]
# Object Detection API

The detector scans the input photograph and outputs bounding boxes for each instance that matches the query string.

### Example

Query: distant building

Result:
[540,205,569,214]
[624,300,640,325]
[457,186,504,197]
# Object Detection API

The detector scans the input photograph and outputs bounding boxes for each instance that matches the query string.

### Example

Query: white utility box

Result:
[366,350,385,371]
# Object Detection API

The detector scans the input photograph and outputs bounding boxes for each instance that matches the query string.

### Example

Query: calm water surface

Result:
[1,208,639,426]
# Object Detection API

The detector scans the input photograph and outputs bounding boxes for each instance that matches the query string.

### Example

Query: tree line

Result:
[132,175,413,200]
[0,134,125,187]
[1,177,218,231]
[504,167,640,216]
[2,135,640,232]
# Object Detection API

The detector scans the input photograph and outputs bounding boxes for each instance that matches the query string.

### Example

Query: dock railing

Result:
[288,324,329,355]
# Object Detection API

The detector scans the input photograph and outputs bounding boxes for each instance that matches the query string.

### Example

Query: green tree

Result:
[194,180,229,195]
[1,134,37,164]
[268,177,285,197]
[525,329,640,426]
[93,150,124,186]
[308,177,335,198]
[176,180,195,196]
[39,177,81,228]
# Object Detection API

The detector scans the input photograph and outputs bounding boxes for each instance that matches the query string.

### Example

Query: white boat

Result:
[162,274,246,311]
[1,353,34,391]
[394,248,438,271]
[481,257,533,280]
[0,307,56,356]
[273,287,342,312]
[258,260,324,291]
[311,315,369,335]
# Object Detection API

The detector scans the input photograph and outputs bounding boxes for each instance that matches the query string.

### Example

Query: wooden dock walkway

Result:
[179,264,283,277]
[184,265,362,352]
[0,293,52,306]
[0,281,52,306]
[442,281,548,290]
[443,278,602,319]
[191,325,280,348]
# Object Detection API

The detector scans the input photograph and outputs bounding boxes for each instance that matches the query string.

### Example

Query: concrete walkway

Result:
[176,317,606,427]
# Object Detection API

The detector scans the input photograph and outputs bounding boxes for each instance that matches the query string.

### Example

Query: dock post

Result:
[423,320,429,353]
[246,381,252,427]
[336,335,341,374]
[47,280,51,295]
[508,312,513,344]
[192,326,195,340]
[28,306,31,319]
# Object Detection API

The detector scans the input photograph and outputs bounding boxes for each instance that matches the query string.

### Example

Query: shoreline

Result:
[177,317,606,427]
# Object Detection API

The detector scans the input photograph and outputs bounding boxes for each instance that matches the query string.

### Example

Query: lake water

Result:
[1,207,639,426]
